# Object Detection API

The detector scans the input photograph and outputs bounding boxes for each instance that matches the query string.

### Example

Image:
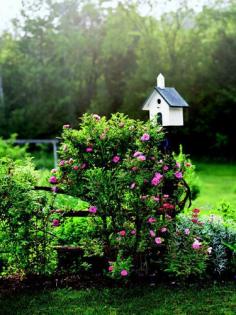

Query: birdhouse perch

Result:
[142,74,189,126]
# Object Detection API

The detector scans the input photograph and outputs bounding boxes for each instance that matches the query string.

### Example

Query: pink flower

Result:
[73,165,79,170]
[148,217,156,224]
[108,266,113,272]
[63,124,70,129]
[86,147,93,152]
[52,219,60,227]
[184,228,190,235]
[163,165,169,171]
[176,162,181,168]
[131,166,138,171]
[120,269,128,277]
[130,182,136,189]
[51,168,57,173]
[93,114,101,121]
[160,227,167,233]
[112,155,120,163]
[141,195,148,200]
[163,203,174,210]
[51,186,58,193]
[192,239,202,249]
[193,208,200,214]
[133,151,143,157]
[149,230,156,237]
[81,163,87,169]
[141,133,150,141]
[155,237,163,245]
[192,218,198,223]
[163,194,169,198]
[151,172,163,186]
[49,176,57,184]
[152,196,159,202]
[131,229,136,235]
[88,206,97,214]
[137,155,146,161]
[119,230,126,237]
[59,160,65,167]
[175,171,183,179]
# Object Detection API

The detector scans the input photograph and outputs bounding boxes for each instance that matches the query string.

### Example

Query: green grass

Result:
[191,162,236,214]
[0,283,235,315]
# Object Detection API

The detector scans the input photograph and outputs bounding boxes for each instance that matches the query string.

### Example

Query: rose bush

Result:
[50,113,192,278]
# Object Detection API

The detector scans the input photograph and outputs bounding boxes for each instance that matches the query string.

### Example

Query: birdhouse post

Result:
[142,74,189,126]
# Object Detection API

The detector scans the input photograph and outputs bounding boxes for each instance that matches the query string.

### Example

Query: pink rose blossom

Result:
[51,186,58,193]
[152,196,159,202]
[151,172,163,186]
[112,155,120,163]
[192,239,202,249]
[133,151,143,157]
[119,230,126,237]
[63,124,70,129]
[52,219,60,227]
[137,155,146,161]
[155,237,163,245]
[131,229,136,235]
[121,269,128,277]
[141,133,150,141]
[88,206,97,214]
[86,147,93,152]
[175,171,183,179]
[51,168,57,173]
[141,195,148,200]
[163,165,169,171]
[160,227,167,233]
[150,230,156,237]
[163,194,169,198]
[73,165,79,170]
[108,266,113,272]
[184,228,190,235]
[130,182,136,189]
[193,208,200,214]
[131,166,138,171]
[93,114,101,121]
[59,160,65,167]
[176,162,181,168]
[49,176,57,184]
[81,163,87,169]
[148,217,156,224]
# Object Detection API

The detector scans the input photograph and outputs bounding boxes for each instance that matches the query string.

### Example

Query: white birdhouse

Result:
[142,73,189,126]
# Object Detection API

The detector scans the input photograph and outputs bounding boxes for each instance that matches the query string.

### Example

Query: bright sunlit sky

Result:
[0,0,218,34]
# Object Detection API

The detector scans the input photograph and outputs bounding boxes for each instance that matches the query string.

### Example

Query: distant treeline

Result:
[0,0,236,158]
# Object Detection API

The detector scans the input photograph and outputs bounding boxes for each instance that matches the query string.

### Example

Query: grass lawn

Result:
[0,283,235,315]
[190,162,236,214]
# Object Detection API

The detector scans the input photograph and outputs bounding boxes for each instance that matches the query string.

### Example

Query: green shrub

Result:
[49,113,192,279]
[0,134,28,160]
[174,145,201,200]
[0,158,56,275]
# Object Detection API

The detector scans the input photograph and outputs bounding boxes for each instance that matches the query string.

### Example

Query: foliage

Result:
[174,145,200,200]
[0,0,236,157]
[49,113,191,278]
[0,158,56,275]
[0,134,28,160]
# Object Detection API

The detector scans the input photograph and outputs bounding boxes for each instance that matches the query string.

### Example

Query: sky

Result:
[0,0,216,34]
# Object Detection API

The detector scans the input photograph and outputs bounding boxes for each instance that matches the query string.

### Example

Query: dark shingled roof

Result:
[155,87,189,107]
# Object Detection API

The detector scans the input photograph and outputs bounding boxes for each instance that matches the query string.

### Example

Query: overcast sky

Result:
[0,0,217,34]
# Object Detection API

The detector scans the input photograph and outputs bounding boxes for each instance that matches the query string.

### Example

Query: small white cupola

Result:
[142,73,189,126]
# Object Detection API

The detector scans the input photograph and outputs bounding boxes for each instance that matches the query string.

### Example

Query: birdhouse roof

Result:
[142,87,189,109]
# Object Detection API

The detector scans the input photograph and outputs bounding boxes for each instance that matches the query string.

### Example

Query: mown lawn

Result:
[191,162,236,213]
[0,283,235,315]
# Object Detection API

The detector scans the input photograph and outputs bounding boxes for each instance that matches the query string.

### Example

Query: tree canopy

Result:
[0,0,236,157]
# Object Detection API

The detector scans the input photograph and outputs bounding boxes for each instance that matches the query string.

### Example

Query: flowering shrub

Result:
[50,113,191,277]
